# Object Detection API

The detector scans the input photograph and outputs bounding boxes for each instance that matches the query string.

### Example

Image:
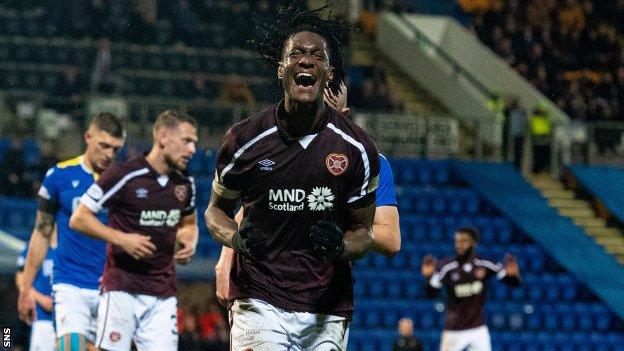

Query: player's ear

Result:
[156,127,167,148]
[277,62,284,79]
[327,66,334,83]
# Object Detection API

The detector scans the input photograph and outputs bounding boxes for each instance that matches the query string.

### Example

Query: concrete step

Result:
[596,236,624,246]
[558,207,596,218]
[604,244,624,255]
[547,198,592,210]
[585,227,623,238]
[542,189,575,199]
[573,217,607,227]
[532,181,566,191]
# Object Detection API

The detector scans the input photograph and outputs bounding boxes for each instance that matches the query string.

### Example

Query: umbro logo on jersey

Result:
[135,188,149,199]
[72,180,79,188]
[258,159,275,171]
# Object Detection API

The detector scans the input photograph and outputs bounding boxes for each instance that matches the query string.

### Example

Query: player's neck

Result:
[145,149,172,175]
[281,96,326,137]
[81,153,96,173]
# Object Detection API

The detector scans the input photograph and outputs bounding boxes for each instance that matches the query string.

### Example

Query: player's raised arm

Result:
[421,254,441,298]
[499,253,522,286]
[174,212,199,264]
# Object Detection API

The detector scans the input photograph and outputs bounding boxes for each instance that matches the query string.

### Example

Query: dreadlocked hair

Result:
[249,0,348,95]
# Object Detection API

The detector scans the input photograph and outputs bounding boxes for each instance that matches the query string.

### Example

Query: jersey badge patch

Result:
[110,332,121,342]
[326,153,348,176]
[174,185,188,202]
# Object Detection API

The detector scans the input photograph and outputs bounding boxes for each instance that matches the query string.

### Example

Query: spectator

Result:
[216,73,256,112]
[504,97,528,169]
[53,66,83,113]
[197,301,228,350]
[192,71,215,100]
[392,317,423,351]
[90,37,122,94]
[179,309,202,351]
[529,103,552,173]
[0,138,29,197]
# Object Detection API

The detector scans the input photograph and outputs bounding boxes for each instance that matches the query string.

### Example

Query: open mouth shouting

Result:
[292,72,321,101]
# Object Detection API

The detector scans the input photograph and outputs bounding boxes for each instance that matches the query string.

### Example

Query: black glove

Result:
[231,222,266,260]
[310,220,345,260]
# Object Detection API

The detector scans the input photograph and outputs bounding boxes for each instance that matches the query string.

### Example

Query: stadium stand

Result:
[349,159,624,350]
[3,1,624,350]
[569,165,624,224]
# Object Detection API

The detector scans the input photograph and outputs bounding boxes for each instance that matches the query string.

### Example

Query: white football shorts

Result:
[53,283,100,342]
[96,291,178,351]
[440,325,491,351]
[230,298,349,351]
[29,320,55,351]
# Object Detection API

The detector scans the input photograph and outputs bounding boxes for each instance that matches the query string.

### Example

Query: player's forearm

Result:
[69,206,125,246]
[21,231,51,292]
[177,215,199,246]
[341,226,374,261]
[205,205,238,248]
[341,203,376,260]
[372,206,401,257]
[30,289,53,312]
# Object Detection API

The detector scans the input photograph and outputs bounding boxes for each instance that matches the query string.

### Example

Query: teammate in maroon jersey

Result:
[205,3,380,350]
[70,110,199,350]
[421,227,521,351]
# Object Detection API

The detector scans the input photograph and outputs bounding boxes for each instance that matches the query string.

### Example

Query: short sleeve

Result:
[375,154,397,207]
[212,128,244,200]
[476,258,506,280]
[80,164,131,213]
[16,244,27,271]
[37,167,59,207]
[346,137,380,209]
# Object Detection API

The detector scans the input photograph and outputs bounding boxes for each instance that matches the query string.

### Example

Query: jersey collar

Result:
[274,100,331,142]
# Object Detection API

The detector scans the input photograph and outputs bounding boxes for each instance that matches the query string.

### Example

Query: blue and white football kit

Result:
[38,155,107,342]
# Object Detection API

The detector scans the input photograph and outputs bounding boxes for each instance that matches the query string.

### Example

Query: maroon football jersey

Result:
[81,156,195,296]
[429,256,506,330]
[213,103,380,318]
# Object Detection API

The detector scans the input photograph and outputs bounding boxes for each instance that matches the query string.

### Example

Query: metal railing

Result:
[395,12,495,100]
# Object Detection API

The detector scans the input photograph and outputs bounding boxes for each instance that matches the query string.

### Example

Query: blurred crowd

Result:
[0,138,57,198]
[177,284,229,351]
[466,0,624,123]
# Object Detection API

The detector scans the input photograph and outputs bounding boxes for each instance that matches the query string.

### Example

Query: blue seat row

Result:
[400,214,514,243]
[356,243,548,272]
[397,187,481,215]
[351,299,619,332]
[388,158,450,185]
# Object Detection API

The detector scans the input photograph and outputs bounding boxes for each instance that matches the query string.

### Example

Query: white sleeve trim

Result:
[327,123,372,201]
[497,268,508,280]
[430,273,443,289]
[80,193,102,213]
[475,258,503,272]
[38,185,51,200]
